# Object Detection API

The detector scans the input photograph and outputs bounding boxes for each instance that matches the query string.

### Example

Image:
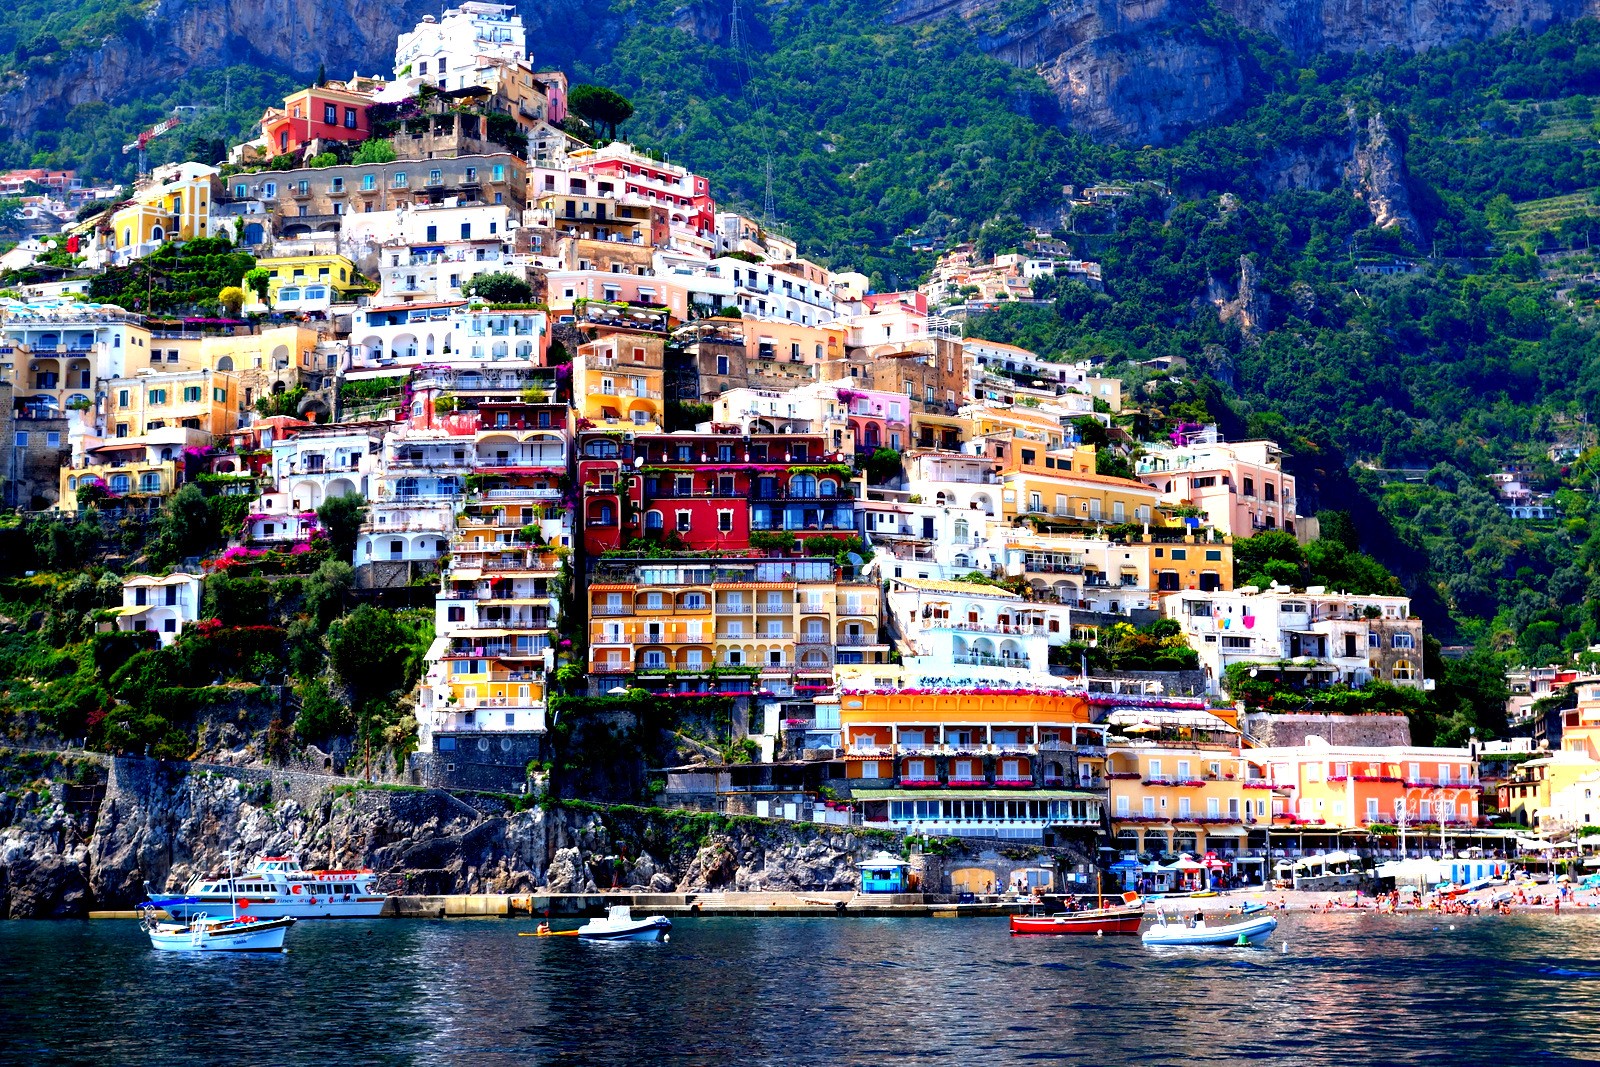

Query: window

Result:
[429,169,442,185]
[345,106,358,129]
[148,388,167,404]
[323,103,338,124]
[718,511,732,532]
[676,511,691,532]
[1392,632,1415,649]
[182,386,201,403]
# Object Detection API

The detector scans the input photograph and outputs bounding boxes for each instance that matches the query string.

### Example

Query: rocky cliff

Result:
[0,753,905,917]
[890,0,1600,143]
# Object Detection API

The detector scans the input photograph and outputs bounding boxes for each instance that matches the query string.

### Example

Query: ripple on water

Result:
[1,914,1597,1065]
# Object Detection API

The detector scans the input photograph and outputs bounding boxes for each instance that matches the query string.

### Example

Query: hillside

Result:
[2,5,1600,657]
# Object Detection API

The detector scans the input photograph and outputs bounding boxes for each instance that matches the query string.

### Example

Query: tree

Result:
[302,559,354,626]
[351,139,397,165]
[218,286,246,317]
[567,84,634,138]
[294,677,349,743]
[461,271,533,305]
[243,268,271,306]
[316,493,367,562]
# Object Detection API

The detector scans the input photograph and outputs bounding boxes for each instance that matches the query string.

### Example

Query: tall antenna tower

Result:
[729,0,743,53]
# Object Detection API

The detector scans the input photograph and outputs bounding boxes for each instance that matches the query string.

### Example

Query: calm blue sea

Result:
[1,912,1597,1065]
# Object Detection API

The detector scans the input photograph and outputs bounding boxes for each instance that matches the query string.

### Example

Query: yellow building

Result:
[58,426,211,512]
[197,325,325,412]
[1499,676,1600,830]
[587,555,886,699]
[103,367,242,439]
[572,328,664,431]
[1105,707,1246,861]
[251,253,365,305]
[107,163,219,265]
[998,527,1233,610]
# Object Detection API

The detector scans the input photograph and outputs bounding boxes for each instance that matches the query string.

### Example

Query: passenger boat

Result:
[577,905,673,942]
[1010,891,1145,936]
[144,854,386,920]
[141,906,296,953]
[1141,910,1277,947]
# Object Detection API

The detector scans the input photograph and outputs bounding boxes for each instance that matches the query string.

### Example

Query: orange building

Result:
[840,689,1105,843]
[261,85,373,159]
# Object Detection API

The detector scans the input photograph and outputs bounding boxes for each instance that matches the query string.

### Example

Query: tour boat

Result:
[141,906,296,953]
[577,905,673,942]
[144,854,386,920]
[1141,910,1278,947]
[1010,892,1145,936]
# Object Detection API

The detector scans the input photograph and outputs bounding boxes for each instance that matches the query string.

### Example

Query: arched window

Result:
[216,356,234,372]
[818,478,837,497]
[645,510,663,530]
[789,473,817,498]
[150,226,163,242]
[953,518,968,543]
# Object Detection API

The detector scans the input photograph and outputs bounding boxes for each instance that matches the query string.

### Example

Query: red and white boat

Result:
[145,854,388,920]
[1009,892,1145,935]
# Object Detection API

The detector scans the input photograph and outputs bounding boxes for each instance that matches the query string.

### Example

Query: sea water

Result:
[1,912,1597,1065]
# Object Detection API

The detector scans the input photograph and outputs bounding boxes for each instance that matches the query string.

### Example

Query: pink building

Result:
[1137,431,1297,537]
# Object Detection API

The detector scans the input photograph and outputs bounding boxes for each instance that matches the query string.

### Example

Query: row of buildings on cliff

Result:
[0,1,1525,885]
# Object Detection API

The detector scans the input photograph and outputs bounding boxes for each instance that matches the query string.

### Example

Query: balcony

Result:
[952,653,1024,667]
[835,634,882,646]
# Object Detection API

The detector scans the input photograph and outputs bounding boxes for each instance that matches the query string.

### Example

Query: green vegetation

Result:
[1053,618,1199,673]
[86,238,254,315]
[461,271,533,305]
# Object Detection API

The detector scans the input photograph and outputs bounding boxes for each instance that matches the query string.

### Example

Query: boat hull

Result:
[1010,909,1144,935]
[146,894,386,921]
[1142,915,1278,947]
[577,917,673,942]
[146,916,295,953]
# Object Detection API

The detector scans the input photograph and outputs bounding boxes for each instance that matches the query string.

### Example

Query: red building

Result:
[577,429,858,555]
[261,86,373,159]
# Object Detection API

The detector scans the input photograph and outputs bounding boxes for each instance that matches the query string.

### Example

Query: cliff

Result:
[890,0,1600,144]
[0,753,915,917]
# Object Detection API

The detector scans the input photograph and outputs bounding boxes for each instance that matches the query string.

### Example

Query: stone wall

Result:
[1242,713,1412,748]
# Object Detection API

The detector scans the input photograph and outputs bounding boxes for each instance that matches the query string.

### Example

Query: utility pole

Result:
[763,156,775,223]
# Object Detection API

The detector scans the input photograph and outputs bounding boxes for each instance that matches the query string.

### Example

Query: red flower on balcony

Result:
[949,778,988,788]
[995,779,1035,789]
[898,778,942,788]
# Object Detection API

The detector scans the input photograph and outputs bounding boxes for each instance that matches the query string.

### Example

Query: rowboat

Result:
[1010,891,1144,936]
[1142,910,1277,947]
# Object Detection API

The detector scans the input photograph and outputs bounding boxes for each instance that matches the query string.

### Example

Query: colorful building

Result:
[571,328,664,431]
[1242,741,1482,833]
[107,164,219,265]
[839,689,1106,843]
[587,555,886,701]
[1105,706,1247,861]
[1136,426,1298,537]
[260,85,373,159]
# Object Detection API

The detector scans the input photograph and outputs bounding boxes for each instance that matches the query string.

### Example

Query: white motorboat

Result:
[144,854,386,920]
[577,905,672,942]
[1141,910,1278,947]
[142,906,295,953]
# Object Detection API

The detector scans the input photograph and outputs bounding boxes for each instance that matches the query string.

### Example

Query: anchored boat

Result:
[142,906,296,953]
[577,905,673,942]
[1010,892,1145,936]
[144,854,386,920]
[1141,910,1278,947]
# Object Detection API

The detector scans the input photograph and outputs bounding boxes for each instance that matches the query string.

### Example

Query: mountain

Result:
[4,0,1598,156]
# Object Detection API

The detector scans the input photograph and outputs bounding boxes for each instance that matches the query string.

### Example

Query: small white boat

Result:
[577,905,672,942]
[1142,910,1277,947]
[142,906,295,953]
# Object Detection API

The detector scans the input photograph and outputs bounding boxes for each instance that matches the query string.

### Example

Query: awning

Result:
[1105,707,1236,733]
[850,788,1102,803]
[113,605,152,616]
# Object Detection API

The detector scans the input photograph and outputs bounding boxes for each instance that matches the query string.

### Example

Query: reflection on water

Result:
[1,912,1596,1065]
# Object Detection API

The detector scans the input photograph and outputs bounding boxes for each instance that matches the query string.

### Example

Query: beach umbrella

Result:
[1122,722,1159,735]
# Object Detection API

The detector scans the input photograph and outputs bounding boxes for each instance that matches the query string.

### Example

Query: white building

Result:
[391,2,527,96]
[1164,587,1426,694]
[269,425,382,510]
[886,576,1070,681]
[116,573,204,646]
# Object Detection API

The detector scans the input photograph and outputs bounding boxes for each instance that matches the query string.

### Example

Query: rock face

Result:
[1346,112,1422,242]
[0,755,911,915]
[890,0,1600,144]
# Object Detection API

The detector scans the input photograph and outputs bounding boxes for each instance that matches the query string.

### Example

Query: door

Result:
[1345,633,1357,658]
[922,516,935,538]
